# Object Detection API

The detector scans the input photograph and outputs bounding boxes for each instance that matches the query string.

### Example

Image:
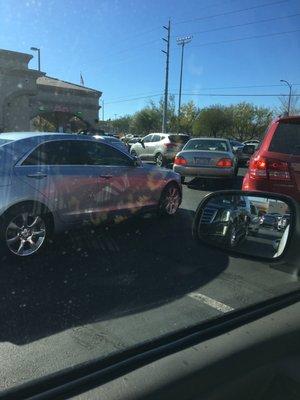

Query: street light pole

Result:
[280,79,292,116]
[161,20,171,133]
[177,36,192,117]
[30,47,41,71]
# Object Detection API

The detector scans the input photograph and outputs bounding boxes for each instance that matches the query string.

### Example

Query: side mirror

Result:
[138,138,145,148]
[192,190,300,266]
[242,144,255,155]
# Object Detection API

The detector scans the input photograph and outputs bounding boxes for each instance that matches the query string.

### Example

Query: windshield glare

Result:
[0,0,299,394]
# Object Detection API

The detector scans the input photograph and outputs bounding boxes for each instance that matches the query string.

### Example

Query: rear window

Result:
[269,121,300,155]
[184,139,229,152]
[168,134,190,144]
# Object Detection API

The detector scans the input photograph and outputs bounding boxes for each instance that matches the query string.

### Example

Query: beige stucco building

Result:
[0,49,102,133]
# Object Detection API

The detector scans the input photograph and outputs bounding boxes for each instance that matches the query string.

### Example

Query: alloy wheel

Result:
[163,186,180,215]
[5,212,46,256]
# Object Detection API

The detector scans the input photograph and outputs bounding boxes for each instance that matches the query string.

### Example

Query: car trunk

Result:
[181,150,231,167]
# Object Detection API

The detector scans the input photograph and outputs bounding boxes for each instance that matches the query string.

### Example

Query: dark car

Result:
[243,116,300,201]
[248,203,260,235]
[259,213,281,230]
[277,214,290,231]
[199,194,251,248]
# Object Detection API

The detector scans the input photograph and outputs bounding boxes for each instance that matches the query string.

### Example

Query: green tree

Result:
[192,105,232,137]
[110,115,131,134]
[229,102,272,141]
[176,101,199,133]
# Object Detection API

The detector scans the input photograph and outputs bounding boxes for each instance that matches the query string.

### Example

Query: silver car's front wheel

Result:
[3,207,49,257]
[159,183,181,216]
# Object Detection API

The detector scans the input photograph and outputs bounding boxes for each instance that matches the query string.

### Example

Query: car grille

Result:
[201,206,218,224]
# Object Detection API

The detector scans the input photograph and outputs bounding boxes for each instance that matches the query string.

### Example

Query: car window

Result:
[268,121,300,155]
[22,140,74,165]
[22,140,132,166]
[0,139,13,146]
[151,134,161,142]
[168,134,190,144]
[184,139,229,152]
[142,135,153,143]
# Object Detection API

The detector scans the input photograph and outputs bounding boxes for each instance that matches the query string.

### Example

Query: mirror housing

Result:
[139,138,145,148]
[193,190,300,271]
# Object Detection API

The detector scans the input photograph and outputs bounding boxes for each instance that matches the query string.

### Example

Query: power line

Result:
[180,93,299,97]
[190,28,300,47]
[183,83,300,90]
[174,13,300,37]
[105,93,162,105]
[174,0,289,25]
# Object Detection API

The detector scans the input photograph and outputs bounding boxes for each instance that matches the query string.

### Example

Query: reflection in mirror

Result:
[196,194,291,259]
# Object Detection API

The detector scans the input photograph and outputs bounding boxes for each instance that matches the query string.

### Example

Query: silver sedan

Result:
[173,138,238,183]
[0,132,182,257]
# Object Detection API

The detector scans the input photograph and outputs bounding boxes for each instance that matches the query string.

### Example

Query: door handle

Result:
[27,172,47,179]
[99,175,113,180]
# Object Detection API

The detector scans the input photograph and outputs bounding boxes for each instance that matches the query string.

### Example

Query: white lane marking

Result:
[188,292,234,313]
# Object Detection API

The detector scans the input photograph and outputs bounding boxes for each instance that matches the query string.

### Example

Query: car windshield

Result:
[168,134,190,144]
[0,0,299,394]
[184,139,229,151]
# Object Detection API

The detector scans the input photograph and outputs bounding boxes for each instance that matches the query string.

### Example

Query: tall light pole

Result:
[177,36,192,117]
[280,79,292,115]
[30,47,41,71]
[161,20,171,133]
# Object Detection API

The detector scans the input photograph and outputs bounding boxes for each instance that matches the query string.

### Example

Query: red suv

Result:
[242,116,300,201]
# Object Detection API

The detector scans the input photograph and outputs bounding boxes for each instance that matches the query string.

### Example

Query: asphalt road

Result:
[0,168,299,392]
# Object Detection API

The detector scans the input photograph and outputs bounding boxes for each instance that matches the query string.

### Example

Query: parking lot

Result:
[0,167,299,390]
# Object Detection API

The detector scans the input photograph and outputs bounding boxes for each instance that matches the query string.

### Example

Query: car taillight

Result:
[268,160,291,181]
[249,156,267,179]
[164,143,177,148]
[174,155,187,166]
[216,158,232,167]
[249,156,291,181]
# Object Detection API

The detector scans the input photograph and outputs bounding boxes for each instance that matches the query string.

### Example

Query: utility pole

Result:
[177,36,192,117]
[161,20,171,133]
[280,79,292,116]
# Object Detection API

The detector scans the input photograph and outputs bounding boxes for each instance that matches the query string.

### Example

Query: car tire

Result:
[0,203,52,257]
[226,223,240,248]
[158,182,181,217]
[155,153,165,167]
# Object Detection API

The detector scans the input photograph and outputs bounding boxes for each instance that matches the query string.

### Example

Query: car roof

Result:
[0,132,76,141]
[0,132,95,141]
[189,137,230,141]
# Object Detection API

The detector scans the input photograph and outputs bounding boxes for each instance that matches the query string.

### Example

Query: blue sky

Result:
[0,0,299,119]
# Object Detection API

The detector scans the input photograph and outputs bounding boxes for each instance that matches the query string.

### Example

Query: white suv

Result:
[130,133,190,167]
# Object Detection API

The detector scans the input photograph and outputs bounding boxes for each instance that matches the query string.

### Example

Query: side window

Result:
[22,140,73,165]
[142,135,153,143]
[151,135,161,142]
[85,142,133,166]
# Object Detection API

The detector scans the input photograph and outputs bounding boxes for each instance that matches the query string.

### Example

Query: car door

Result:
[84,142,159,216]
[148,134,161,159]
[14,139,103,224]
[139,134,153,159]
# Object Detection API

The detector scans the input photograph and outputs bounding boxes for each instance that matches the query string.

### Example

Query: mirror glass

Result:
[196,194,291,259]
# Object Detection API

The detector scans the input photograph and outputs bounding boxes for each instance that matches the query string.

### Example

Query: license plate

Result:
[194,157,210,165]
